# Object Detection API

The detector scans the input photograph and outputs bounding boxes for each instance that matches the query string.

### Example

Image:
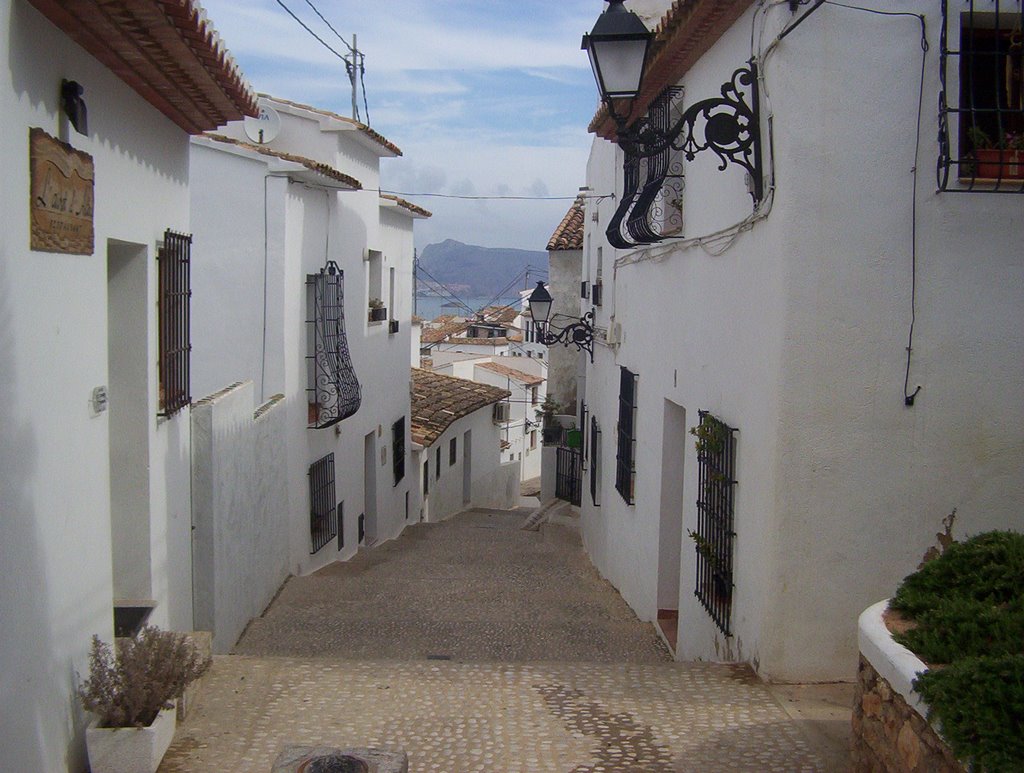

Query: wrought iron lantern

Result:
[583,1,764,249]
[581,0,653,135]
[527,281,595,363]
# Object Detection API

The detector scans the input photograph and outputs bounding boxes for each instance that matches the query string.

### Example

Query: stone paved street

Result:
[161,508,851,772]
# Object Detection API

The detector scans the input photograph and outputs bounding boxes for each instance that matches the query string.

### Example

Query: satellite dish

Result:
[243,103,281,144]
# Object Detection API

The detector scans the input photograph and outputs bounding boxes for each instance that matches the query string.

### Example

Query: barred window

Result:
[158,230,191,416]
[392,417,406,486]
[615,367,638,505]
[308,453,338,554]
[306,261,361,428]
[691,411,738,636]
[939,1,1024,191]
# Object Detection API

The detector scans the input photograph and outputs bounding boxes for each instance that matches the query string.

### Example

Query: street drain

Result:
[299,756,368,773]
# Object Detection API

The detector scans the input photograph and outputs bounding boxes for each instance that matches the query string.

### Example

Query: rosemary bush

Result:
[78,626,211,728]
[888,531,1024,772]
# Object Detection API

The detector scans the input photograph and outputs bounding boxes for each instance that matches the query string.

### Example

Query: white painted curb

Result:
[858,599,929,718]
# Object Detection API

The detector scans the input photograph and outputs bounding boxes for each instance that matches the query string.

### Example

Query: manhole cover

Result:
[300,755,369,773]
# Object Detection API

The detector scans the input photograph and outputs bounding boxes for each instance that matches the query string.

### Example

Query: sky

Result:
[199,0,603,251]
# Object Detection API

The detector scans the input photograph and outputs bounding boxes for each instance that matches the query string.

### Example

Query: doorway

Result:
[107,240,152,601]
[462,430,472,505]
[363,431,378,544]
[657,400,687,654]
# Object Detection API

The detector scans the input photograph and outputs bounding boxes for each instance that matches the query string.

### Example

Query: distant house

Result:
[575,0,1024,682]
[188,95,429,650]
[0,0,255,768]
[473,361,546,482]
[410,368,519,522]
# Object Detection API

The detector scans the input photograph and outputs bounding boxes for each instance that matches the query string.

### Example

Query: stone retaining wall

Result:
[851,656,963,772]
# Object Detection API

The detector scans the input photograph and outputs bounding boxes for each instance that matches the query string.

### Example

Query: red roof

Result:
[28,0,257,133]
[547,196,585,251]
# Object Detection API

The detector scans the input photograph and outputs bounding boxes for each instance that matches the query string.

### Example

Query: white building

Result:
[473,361,546,481]
[0,1,255,769]
[188,96,430,650]
[576,0,1024,682]
[410,368,520,522]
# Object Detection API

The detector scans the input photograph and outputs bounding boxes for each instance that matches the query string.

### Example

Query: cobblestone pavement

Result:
[161,509,847,772]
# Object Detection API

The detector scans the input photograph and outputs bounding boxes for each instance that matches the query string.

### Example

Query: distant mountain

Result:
[418,239,547,299]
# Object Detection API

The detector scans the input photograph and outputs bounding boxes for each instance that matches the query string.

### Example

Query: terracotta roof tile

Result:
[420,319,470,344]
[202,134,362,188]
[380,194,432,218]
[547,196,585,251]
[410,368,509,447]
[28,0,258,133]
[476,361,545,386]
[260,93,402,156]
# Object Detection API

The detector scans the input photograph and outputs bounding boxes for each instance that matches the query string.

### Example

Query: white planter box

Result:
[86,705,177,773]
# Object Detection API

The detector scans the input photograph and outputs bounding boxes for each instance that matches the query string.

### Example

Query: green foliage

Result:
[891,530,1024,771]
[894,595,1024,664]
[912,655,1024,773]
[890,531,1024,617]
[689,415,729,456]
[78,626,211,728]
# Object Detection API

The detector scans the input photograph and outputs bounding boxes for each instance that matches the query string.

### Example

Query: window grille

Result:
[615,367,638,504]
[337,502,344,550]
[449,437,457,466]
[692,411,738,636]
[308,453,338,554]
[592,281,603,307]
[306,261,361,428]
[590,415,601,507]
[939,1,1024,191]
[579,401,589,470]
[556,446,583,505]
[392,417,406,486]
[158,230,192,416]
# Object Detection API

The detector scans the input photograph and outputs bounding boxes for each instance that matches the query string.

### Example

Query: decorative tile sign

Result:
[30,127,94,255]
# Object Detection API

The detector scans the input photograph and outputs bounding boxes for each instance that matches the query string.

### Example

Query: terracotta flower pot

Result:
[974,148,1024,179]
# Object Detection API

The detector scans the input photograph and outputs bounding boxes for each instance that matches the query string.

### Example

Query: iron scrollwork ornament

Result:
[608,62,763,249]
[307,261,361,428]
[538,311,596,363]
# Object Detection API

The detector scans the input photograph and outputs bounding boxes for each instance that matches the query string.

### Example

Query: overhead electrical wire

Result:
[300,0,355,53]
[273,0,351,65]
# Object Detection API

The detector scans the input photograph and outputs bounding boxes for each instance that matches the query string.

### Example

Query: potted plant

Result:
[78,625,211,773]
[966,125,1024,179]
[368,298,387,322]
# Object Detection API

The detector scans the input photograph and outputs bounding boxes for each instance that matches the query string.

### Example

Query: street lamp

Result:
[581,0,653,137]
[527,281,595,363]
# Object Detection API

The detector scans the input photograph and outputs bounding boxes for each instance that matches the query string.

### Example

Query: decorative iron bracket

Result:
[607,61,763,249]
[538,312,595,363]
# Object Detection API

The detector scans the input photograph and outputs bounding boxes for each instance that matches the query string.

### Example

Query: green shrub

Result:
[890,531,1024,617]
[894,595,1024,664]
[912,655,1024,773]
[891,530,1024,772]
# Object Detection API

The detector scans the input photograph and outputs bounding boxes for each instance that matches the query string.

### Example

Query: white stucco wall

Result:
[578,0,1024,682]
[418,409,519,522]
[191,383,290,653]
[547,248,584,409]
[190,109,419,592]
[473,365,545,482]
[0,2,194,769]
